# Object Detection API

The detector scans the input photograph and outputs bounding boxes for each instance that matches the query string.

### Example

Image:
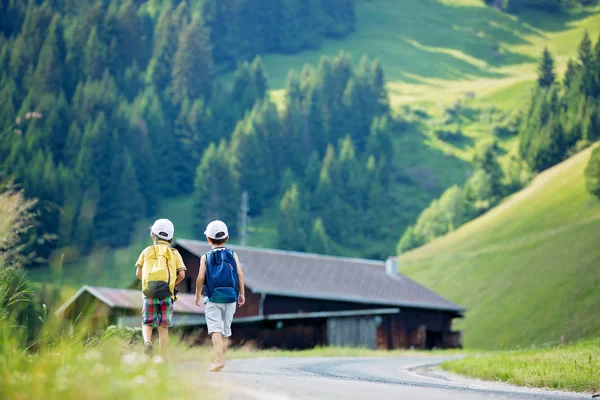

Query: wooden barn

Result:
[57,239,465,350]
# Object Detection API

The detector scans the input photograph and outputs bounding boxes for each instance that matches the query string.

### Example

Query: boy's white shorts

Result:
[205,302,236,337]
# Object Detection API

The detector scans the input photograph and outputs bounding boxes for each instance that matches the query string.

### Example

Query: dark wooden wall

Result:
[229,320,327,349]
[327,317,377,349]
[176,247,462,349]
[179,249,201,294]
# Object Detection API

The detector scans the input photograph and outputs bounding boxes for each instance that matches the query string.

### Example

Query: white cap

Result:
[151,218,174,240]
[204,220,229,240]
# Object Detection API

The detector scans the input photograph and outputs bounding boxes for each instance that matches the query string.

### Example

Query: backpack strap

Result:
[225,249,240,295]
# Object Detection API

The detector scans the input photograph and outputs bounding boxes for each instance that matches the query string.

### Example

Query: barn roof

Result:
[55,285,205,316]
[175,239,464,314]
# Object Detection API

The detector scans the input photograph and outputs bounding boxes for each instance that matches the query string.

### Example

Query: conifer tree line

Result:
[1,0,406,260]
[519,33,600,172]
[194,53,397,259]
[481,0,595,13]
[398,32,600,254]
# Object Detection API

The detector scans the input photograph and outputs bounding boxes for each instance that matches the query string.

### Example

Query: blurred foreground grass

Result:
[441,338,600,393]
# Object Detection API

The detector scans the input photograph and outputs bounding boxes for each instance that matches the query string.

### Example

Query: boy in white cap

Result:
[135,218,187,356]
[195,220,245,371]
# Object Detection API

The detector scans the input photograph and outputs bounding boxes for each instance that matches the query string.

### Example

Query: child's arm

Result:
[194,254,206,306]
[175,270,185,285]
[135,251,144,280]
[174,250,186,285]
[234,253,245,307]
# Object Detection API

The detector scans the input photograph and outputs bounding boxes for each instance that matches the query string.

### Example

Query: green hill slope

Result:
[264,0,600,107]
[399,146,600,349]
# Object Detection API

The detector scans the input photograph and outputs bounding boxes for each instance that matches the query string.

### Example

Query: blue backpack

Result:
[204,248,239,303]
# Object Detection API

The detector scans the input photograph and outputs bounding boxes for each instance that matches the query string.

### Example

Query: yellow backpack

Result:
[141,244,178,299]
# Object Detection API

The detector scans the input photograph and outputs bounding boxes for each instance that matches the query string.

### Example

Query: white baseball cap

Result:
[150,218,174,240]
[204,220,229,240]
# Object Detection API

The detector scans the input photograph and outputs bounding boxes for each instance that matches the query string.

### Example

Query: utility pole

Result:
[240,191,249,246]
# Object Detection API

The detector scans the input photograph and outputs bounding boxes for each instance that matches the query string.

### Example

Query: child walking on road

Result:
[195,220,245,372]
[136,218,187,356]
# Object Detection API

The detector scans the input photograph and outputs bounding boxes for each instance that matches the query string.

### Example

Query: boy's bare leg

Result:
[210,333,225,371]
[142,325,153,344]
[157,326,169,356]
[223,337,229,355]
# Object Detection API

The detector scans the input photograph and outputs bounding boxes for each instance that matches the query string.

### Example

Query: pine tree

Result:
[116,0,148,71]
[537,47,556,88]
[83,26,108,81]
[592,32,600,98]
[111,150,145,246]
[281,97,309,174]
[9,2,53,84]
[251,56,268,98]
[306,86,327,154]
[230,114,269,215]
[578,32,596,96]
[585,146,600,200]
[171,15,214,104]
[563,58,578,89]
[307,218,332,255]
[0,78,17,130]
[232,61,262,117]
[252,99,284,194]
[371,58,390,115]
[31,15,65,94]
[585,105,600,142]
[148,2,186,91]
[367,115,393,162]
[304,151,321,193]
[474,140,504,198]
[277,183,306,251]
[193,141,239,238]
[186,98,215,159]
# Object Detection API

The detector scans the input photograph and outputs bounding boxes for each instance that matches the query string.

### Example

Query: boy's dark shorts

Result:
[142,297,173,328]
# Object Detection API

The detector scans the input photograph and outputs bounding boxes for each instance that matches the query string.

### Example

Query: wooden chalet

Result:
[57,239,465,350]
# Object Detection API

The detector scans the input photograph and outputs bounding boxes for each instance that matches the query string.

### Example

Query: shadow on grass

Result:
[353,0,541,80]
[516,7,599,32]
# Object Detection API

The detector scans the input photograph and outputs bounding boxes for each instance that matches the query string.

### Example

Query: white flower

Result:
[121,352,138,365]
[84,350,102,362]
[133,375,146,385]
[152,355,164,364]
[92,363,106,375]
[146,369,159,380]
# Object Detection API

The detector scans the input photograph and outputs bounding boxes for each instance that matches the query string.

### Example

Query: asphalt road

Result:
[204,356,589,400]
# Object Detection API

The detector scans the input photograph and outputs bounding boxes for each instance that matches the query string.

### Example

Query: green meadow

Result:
[399,146,600,349]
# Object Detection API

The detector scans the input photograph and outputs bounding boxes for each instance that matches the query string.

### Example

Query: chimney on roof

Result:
[385,257,398,277]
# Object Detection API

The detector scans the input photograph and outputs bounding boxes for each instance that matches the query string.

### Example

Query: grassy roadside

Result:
[441,339,600,393]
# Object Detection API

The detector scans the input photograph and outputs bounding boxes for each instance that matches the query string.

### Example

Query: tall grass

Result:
[0,187,210,400]
[441,339,600,393]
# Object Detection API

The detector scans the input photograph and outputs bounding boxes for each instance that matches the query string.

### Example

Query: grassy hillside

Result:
[399,146,600,349]
[264,0,600,107]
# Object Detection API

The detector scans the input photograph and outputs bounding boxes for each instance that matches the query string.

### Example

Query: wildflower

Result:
[84,350,102,362]
[146,369,159,380]
[133,375,146,385]
[92,363,106,375]
[152,355,164,364]
[121,351,148,366]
